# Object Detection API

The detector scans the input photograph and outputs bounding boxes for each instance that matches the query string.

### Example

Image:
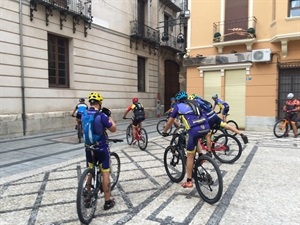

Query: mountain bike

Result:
[76,139,123,224]
[213,112,239,136]
[163,132,223,204]
[124,118,148,150]
[156,113,183,135]
[273,114,300,138]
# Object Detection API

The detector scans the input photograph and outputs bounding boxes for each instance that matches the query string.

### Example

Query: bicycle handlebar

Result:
[107,139,124,143]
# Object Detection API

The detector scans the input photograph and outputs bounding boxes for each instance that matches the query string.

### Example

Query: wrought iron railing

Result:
[130,21,160,45]
[213,17,257,42]
[159,0,183,12]
[160,32,184,52]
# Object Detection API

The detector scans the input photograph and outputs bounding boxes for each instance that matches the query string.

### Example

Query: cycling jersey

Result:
[125,102,145,126]
[75,103,88,118]
[213,98,229,115]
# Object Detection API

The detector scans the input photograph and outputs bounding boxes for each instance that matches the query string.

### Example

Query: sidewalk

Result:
[0,120,299,225]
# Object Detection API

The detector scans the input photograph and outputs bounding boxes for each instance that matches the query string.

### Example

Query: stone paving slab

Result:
[0,132,299,225]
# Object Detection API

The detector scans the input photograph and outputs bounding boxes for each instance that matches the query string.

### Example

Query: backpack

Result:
[81,109,103,145]
[77,103,88,114]
[179,100,207,129]
[133,102,145,120]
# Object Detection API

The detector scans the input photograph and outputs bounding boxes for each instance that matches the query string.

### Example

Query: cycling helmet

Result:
[287,93,294,100]
[132,97,138,103]
[88,92,103,103]
[79,98,85,102]
[175,91,188,101]
[170,97,175,101]
[212,94,218,99]
[188,93,198,100]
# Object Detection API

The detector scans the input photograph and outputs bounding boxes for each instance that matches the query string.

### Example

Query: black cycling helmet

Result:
[79,98,85,102]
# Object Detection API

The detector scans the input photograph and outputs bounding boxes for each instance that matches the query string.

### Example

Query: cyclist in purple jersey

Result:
[162,91,210,188]
[212,94,229,122]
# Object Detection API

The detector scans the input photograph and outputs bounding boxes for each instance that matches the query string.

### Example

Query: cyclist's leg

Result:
[222,121,248,144]
[222,107,229,122]
[132,119,139,141]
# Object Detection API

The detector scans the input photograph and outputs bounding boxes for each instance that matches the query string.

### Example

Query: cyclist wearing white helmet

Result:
[283,93,300,138]
[72,98,88,130]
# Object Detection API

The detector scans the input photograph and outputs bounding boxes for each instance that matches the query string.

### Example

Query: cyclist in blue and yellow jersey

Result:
[72,98,88,130]
[212,94,229,122]
[165,97,180,128]
[162,91,210,188]
[188,94,248,147]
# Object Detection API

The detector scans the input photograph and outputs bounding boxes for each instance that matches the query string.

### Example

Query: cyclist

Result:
[162,91,210,188]
[188,94,248,149]
[123,97,146,144]
[165,97,180,128]
[85,92,117,210]
[283,93,300,138]
[72,98,88,130]
[212,94,229,122]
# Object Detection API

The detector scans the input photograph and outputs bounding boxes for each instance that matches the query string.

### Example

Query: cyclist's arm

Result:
[71,106,77,116]
[122,105,132,118]
[102,115,116,133]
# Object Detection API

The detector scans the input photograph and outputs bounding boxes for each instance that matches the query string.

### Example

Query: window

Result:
[137,56,146,92]
[289,0,300,17]
[48,34,69,88]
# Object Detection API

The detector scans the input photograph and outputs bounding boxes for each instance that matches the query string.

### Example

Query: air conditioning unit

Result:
[251,49,271,62]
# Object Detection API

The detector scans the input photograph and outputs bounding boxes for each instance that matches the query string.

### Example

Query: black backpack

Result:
[133,102,145,119]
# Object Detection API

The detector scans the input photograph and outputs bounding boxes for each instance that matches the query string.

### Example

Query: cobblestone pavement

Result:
[0,122,299,225]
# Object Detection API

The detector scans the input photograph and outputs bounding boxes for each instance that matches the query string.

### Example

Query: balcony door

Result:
[138,0,146,36]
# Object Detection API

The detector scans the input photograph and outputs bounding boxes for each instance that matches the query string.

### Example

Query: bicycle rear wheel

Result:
[156,119,172,135]
[77,123,82,143]
[194,155,223,204]
[76,168,98,225]
[212,134,242,164]
[138,128,148,150]
[273,119,289,138]
[126,125,133,145]
[164,145,186,183]
[110,152,120,191]
[226,120,239,136]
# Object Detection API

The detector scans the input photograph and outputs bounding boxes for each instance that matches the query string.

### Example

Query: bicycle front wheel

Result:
[76,168,98,225]
[212,134,242,164]
[273,119,289,138]
[226,120,239,136]
[164,145,186,183]
[138,128,148,150]
[126,125,133,145]
[110,152,120,191]
[156,119,172,135]
[194,155,223,204]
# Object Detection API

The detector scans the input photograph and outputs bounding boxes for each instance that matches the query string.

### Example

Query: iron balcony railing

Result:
[160,32,185,52]
[159,0,183,12]
[130,21,160,45]
[213,16,257,42]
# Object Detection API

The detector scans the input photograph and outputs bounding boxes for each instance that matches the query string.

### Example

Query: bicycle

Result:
[156,113,183,135]
[124,118,148,150]
[76,138,123,224]
[72,115,83,143]
[273,114,300,138]
[170,128,242,164]
[213,112,239,136]
[163,132,223,204]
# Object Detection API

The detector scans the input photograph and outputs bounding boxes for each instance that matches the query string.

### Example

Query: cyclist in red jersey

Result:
[283,93,300,138]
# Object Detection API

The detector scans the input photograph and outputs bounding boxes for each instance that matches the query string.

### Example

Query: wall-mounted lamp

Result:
[177,33,185,48]
[161,32,169,42]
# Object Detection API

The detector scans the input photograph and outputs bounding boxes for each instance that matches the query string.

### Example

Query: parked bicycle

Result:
[273,115,300,138]
[72,115,83,143]
[76,139,122,224]
[163,132,223,204]
[124,118,148,150]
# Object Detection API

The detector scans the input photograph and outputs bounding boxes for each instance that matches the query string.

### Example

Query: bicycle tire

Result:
[156,119,172,135]
[273,119,289,138]
[110,152,120,191]
[226,120,239,136]
[126,125,133,145]
[164,145,186,183]
[212,133,242,164]
[138,128,148,150]
[77,123,82,143]
[76,168,98,225]
[194,155,223,204]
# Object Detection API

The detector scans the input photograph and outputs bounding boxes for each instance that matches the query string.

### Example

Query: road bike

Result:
[72,115,83,143]
[170,128,242,164]
[163,132,223,204]
[76,138,123,224]
[124,118,148,150]
[273,114,300,138]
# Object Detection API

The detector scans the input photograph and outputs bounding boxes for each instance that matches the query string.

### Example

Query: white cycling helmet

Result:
[287,93,294,100]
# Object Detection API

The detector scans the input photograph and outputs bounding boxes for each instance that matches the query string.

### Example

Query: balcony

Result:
[159,0,183,12]
[30,0,92,36]
[212,17,257,53]
[160,32,185,52]
[130,21,160,53]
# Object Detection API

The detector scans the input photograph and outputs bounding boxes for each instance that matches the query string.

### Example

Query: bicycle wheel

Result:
[156,119,172,135]
[76,168,98,225]
[77,123,82,143]
[194,155,223,204]
[226,120,239,136]
[126,125,133,145]
[273,119,289,138]
[110,152,120,191]
[164,145,186,183]
[212,133,242,164]
[138,128,148,150]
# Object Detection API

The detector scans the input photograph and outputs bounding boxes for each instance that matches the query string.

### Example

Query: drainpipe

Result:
[19,0,26,135]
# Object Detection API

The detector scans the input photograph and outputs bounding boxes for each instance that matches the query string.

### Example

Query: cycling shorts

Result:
[132,117,145,126]
[222,106,230,115]
[85,143,110,172]
[186,123,210,153]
